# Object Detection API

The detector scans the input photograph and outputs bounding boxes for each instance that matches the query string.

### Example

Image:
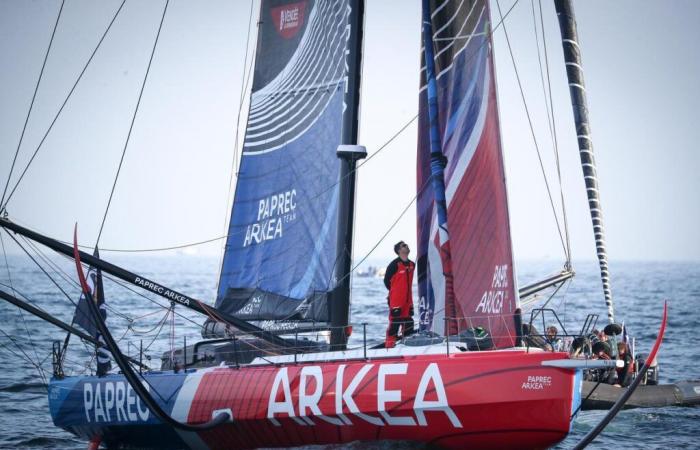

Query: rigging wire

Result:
[20,235,133,322]
[12,113,419,255]
[525,0,572,268]
[129,309,171,335]
[7,232,79,309]
[0,232,47,386]
[95,0,170,247]
[0,0,65,209]
[1,0,127,210]
[6,235,111,367]
[530,0,557,154]
[3,0,523,253]
[344,178,430,289]
[12,231,99,370]
[0,328,49,388]
[0,0,528,345]
[215,2,259,296]
[169,304,175,366]
[537,0,571,266]
[319,0,524,292]
[99,271,207,331]
[0,277,91,359]
[14,234,172,373]
[40,0,521,256]
[495,0,569,261]
[0,1,536,363]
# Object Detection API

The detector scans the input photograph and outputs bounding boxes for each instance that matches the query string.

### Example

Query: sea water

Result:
[0,255,697,449]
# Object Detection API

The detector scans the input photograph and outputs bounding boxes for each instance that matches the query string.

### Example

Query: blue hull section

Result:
[49,372,189,449]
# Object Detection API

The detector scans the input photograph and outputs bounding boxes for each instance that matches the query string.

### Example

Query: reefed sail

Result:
[217,0,354,324]
[417,0,518,347]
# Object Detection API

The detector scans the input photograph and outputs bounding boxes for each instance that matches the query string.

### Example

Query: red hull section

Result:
[180,350,576,449]
[49,348,579,448]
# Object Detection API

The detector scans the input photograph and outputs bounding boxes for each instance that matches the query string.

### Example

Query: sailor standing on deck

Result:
[383,241,415,348]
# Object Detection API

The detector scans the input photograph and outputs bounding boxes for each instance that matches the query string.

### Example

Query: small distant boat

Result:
[354,265,379,278]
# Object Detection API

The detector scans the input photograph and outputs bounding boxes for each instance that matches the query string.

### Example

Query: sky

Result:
[0,0,698,270]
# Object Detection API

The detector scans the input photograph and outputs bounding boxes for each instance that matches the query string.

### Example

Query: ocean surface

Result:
[0,255,698,449]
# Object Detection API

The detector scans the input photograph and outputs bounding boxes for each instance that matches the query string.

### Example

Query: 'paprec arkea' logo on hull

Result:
[267,362,462,428]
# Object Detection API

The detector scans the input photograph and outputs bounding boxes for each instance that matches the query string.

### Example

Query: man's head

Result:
[546,326,557,338]
[394,241,410,261]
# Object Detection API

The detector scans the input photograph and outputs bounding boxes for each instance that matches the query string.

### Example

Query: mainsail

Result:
[216,0,357,324]
[417,0,519,348]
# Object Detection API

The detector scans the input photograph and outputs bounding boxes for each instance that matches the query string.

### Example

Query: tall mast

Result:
[329,0,366,349]
[554,0,614,323]
[420,0,458,334]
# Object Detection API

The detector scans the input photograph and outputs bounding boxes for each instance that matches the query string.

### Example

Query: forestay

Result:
[416,0,519,347]
[217,0,354,323]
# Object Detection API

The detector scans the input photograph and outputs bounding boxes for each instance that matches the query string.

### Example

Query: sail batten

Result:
[417,0,518,348]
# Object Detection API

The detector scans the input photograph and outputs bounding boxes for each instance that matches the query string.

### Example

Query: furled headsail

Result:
[72,247,112,376]
[417,0,519,347]
[217,0,357,325]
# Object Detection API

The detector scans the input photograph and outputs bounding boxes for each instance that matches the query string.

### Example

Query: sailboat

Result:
[0,0,673,449]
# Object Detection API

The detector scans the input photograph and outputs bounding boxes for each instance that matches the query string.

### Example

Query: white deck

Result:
[247,343,544,366]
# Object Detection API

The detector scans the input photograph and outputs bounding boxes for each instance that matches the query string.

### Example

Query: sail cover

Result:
[216,0,354,323]
[417,0,519,347]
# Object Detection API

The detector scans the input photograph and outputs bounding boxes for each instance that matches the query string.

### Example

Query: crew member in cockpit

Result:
[383,241,415,348]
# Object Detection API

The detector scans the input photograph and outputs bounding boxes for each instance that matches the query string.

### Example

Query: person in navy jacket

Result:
[383,241,415,348]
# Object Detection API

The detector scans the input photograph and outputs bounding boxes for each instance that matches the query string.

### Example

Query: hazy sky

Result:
[0,0,698,270]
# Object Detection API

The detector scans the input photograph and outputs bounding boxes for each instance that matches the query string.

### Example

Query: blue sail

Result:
[216,0,354,323]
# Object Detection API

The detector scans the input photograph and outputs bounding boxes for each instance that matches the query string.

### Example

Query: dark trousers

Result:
[386,308,414,348]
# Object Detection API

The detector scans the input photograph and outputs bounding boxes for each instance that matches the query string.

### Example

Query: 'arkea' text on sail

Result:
[244,190,297,247]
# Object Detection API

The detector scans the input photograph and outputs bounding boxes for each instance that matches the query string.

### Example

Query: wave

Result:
[0,382,47,394]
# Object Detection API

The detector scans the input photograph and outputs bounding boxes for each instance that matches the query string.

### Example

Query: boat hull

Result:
[49,350,581,449]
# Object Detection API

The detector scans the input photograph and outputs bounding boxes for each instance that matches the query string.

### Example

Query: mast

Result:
[329,0,366,349]
[554,0,614,323]
[420,0,458,335]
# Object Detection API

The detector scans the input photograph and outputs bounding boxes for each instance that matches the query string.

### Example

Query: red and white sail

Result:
[417,0,519,347]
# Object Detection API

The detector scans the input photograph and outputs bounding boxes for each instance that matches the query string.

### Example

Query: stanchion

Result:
[445,318,450,356]
[363,323,367,360]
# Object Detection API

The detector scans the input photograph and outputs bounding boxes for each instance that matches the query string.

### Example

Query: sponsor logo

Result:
[475,264,509,314]
[236,295,263,315]
[521,375,552,391]
[271,1,306,39]
[419,295,433,329]
[259,320,299,332]
[244,189,297,247]
[83,381,149,423]
[133,277,190,306]
[267,362,462,428]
